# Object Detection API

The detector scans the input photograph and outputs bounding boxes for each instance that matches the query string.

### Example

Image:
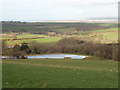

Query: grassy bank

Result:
[2,56,118,88]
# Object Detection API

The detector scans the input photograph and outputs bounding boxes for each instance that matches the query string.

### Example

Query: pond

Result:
[28,54,87,59]
[1,54,88,59]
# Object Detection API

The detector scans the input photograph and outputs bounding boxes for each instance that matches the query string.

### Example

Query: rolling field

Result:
[78,28,118,43]
[2,22,119,88]
[3,27,118,45]
[2,22,117,34]
[2,56,118,88]
[1,34,47,39]
[6,37,62,46]
[16,34,47,38]
[2,22,118,45]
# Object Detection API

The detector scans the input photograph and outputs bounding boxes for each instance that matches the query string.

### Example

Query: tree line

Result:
[2,37,119,61]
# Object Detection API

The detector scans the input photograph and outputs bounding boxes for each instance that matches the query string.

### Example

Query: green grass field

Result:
[2,22,118,45]
[77,28,118,44]
[52,27,76,33]
[16,34,47,38]
[2,56,118,88]
[2,22,118,88]
[4,29,118,46]
[1,34,47,39]
[6,37,62,46]
[3,27,118,45]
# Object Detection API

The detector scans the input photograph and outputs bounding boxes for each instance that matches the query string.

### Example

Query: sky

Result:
[0,0,119,21]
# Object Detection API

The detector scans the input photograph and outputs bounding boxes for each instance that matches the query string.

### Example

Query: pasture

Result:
[2,27,118,45]
[77,28,118,43]
[6,37,62,46]
[16,34,47,38]
[2,22,118,46]
[2,56,118,88]
[2,22,119,88]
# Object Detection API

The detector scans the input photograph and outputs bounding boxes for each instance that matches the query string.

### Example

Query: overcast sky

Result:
[0,0,119,21]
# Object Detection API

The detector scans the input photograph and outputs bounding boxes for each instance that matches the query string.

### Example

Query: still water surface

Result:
[28,54,87,59]
[1,54,87,59]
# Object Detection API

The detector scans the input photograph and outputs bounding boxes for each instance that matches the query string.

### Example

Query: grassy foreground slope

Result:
[3,56,118,88]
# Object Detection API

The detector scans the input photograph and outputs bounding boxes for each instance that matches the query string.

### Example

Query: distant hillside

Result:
[2,21,117,34]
